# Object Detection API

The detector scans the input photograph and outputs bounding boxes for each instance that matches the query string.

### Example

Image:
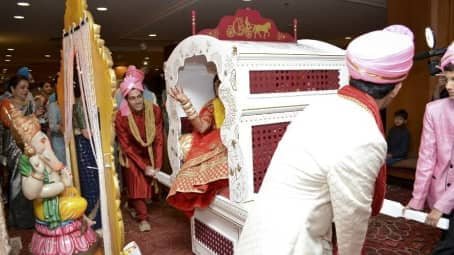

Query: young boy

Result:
[386,109,410,166]
[408,42,454,254]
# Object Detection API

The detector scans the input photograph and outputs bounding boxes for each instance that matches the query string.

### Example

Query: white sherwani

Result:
[236,95,386,255]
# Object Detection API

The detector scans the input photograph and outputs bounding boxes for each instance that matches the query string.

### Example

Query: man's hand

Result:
[35,106,45,117]
[145,166,157,177]
[437,75,447,88]
[81,129,91,140]
[425,208,443,227]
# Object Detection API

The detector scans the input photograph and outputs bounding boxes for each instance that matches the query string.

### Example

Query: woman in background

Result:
[0,75,36,228]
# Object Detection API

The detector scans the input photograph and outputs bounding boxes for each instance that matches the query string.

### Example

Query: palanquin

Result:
[158,8,348,255]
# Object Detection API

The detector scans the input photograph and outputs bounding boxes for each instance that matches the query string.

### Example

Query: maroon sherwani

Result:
[115,102,163,220]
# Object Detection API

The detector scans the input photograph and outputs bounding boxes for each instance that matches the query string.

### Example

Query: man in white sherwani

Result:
[236,25,415,255]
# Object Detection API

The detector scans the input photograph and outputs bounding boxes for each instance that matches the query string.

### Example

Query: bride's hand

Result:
[168,87,189,104]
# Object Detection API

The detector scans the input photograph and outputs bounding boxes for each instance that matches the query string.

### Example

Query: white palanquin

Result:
[159,34,347,255]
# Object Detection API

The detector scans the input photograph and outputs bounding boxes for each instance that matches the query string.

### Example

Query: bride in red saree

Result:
[167,75,229,217]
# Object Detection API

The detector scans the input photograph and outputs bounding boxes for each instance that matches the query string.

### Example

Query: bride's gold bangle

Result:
[187,112,198,120]
[182,101,192,110]
[185,107,196,116]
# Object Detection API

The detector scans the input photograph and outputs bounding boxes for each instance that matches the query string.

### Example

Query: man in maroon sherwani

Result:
[115,65,163,232]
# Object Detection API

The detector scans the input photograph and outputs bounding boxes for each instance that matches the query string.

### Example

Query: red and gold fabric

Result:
[115,101,164,200]
[167,99,229,217]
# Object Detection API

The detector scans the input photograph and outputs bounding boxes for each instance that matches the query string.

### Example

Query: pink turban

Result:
[346,25,415,84]
[440,42,454,71]
[119,65,144,116]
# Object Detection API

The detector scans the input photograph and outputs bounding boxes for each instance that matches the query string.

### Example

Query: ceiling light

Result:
[17,2,30,7]
[154,68,159,71]
[13,16,25,20]
[28,69,32,72]
[7,48,14,51]
[4,59,11,62]
[143,61,149,66]
[5,55,12,58]
[242,0,253,2]
[345,36,352,40]
[96,7,108,11]
[2,69,7,73]
[148,34,157,37]
[44,54,51,58]
[144,56,150,60]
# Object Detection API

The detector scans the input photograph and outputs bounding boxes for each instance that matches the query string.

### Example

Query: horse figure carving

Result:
[253,22,271,39]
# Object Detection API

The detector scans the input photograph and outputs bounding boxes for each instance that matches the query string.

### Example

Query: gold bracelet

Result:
[181,99,190,106]
[31,172,44,181]
[184,106,195,114]
[182,102,193,110]
[187,111,198,120]
[186,109,197,118]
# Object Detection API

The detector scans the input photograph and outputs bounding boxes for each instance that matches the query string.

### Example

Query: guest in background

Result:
[38,81,56,103]
[73,79,103,230]
[386,109,410,166]
[34,94,49,134]
[47,92,66,164]
[16,66,34,84]
[0,75,36,228]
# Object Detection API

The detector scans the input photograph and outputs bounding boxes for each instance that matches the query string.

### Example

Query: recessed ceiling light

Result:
[96,7,108,11]
[242,0,253,1]
[144,56,150,60]
[2,69,7,73]
[148,34,157,37]
[44,54,51,58]
[345,36,352,40]
[7,48,14,51]
[13,16,25,20]
[17,2,30,7]
[5,55,12,58]
[4,59,11,62]
[154,68,159,71]
[143,61,149,66]
[28,69,32,72]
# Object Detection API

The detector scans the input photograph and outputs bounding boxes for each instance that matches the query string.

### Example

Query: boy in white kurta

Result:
[236,25,415,255]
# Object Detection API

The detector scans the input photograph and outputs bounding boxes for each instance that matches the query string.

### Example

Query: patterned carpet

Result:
[364,184,441,254]
[123,199,193,255]
[8,183,441,255]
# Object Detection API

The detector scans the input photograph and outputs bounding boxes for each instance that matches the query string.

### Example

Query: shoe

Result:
[95,229,103,238]
[125,204,137,219]
[130,210,137,219]
[138,220,151,232]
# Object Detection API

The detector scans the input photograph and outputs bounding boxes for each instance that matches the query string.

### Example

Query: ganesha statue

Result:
[0,100,100,255]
